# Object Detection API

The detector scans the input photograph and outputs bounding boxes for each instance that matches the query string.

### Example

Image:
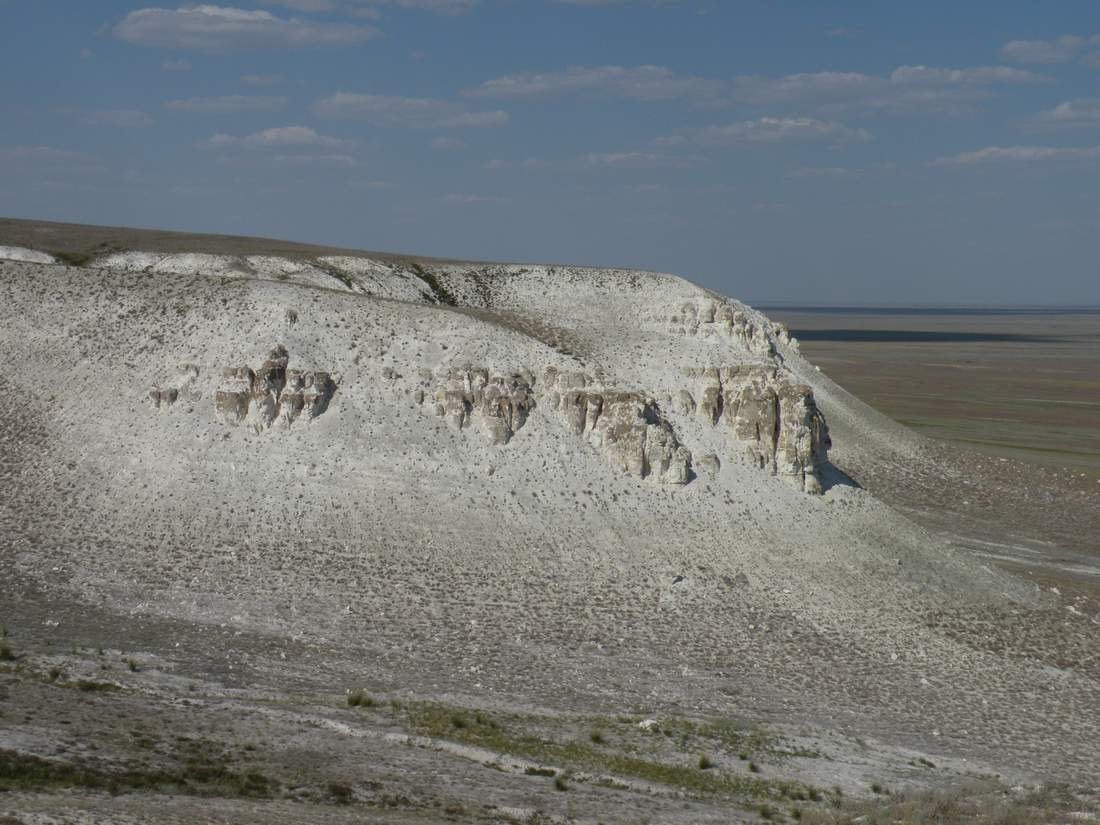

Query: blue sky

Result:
[2,1,1099,304]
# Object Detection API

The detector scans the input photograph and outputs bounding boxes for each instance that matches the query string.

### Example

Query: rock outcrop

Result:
[149,364,200,410]
[544,369,692,484]
[682,366,830,494]
[433,366,536,445]
[664,299,775,355]
[215,346,335,431]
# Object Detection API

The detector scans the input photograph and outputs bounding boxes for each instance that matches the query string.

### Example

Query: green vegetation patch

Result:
[0,748,278,799]
[50,250,93,267]
[396,700,812,803]
[799,782,1100,825]
[409,262,456,306]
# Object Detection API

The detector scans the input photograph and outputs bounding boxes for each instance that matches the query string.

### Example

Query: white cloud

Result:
[368,0,477,11]
[786,161,894,178]
[259,0,475,13]
[583,151,702,168]
[787,166,853,178]
[551,0,681,5]
[75,109,155,128]
[114,5,377,51]
[441,193,508,204]
[486,158,547,170]
[162,58,192,71]
[933,144,1100,165]
[166,95,288,113]
[241,73,283,86]
[209,125,349,149]
[658,117,871,147]
[431,137,468,150]
[314,92,508,127]
[462,61,1042,114]
[268,153,361,166]
[1001,35,1087,64]
[888,65,1040,84]
[0,146,96,165]
[463,64,724,104]
[1031,98,1100,129]
[733,64,1046,114]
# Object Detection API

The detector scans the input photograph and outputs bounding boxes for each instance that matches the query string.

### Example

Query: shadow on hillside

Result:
[820,462,861,493]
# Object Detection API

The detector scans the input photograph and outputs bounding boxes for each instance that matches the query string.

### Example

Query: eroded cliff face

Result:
[214,346,336,431]
[661,298,776,356]
[543,369,693,485]
[421,365,693,484]
[433,367,536,445]
[416,357,827,492]
[130,254,833,493]
[680,366,830,494]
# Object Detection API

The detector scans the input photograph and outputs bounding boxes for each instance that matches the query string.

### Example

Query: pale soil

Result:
[1,220,1098,824]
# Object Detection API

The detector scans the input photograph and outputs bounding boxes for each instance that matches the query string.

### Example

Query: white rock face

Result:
[0,245,56,264]
[432,366,536,445]
[0,240,1004,652]
[214,346,335,431]
[682,366,830,493]
[543,368,692,484]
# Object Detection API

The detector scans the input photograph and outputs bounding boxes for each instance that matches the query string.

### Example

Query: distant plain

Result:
[761,305,1100,481]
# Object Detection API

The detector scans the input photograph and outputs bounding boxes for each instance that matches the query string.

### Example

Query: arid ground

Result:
[1,220,1098,824]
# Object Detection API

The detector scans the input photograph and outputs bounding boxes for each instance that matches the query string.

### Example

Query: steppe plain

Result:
[1,218,1098,824]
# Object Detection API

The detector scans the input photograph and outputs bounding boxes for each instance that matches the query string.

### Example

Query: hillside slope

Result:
[1,220,1098,823]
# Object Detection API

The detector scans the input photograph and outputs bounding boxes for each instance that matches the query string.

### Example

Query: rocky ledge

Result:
[680,366,830,494]
[214,346,336,431]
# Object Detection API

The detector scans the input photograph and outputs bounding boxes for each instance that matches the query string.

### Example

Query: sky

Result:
[2,1,1099,304]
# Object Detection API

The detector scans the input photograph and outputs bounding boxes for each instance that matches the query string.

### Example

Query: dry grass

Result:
[801,783,1100,825]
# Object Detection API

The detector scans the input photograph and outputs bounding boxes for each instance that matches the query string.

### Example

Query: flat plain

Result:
[762,305,1100,479]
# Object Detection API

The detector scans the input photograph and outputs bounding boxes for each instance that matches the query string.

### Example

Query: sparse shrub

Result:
[748,761,760,773]
[74,679,117,693]
[758,803,775,820]
[871,782,883,794]
[409,262,455,306]
[590,730,605,744]
[126,658,139,673]
[554,774,569,792]
[51,250,92,267]
[698,754,714,770]
[327,781,353,804]
[48,667,62,682]
[524,767,556,777]
[346,689,375,708]
[450,715,467,729]
[0,642,14,662]
[739,751,749,761]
